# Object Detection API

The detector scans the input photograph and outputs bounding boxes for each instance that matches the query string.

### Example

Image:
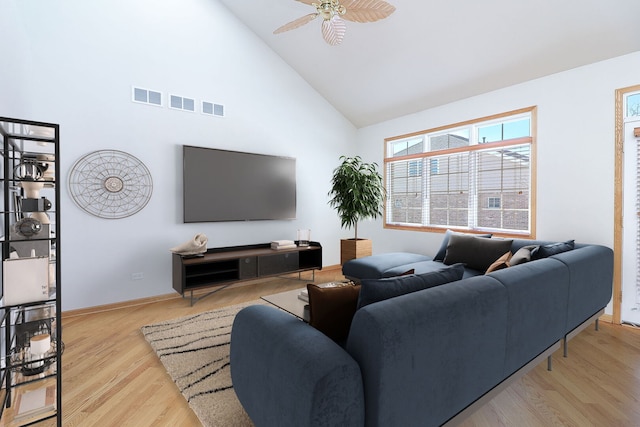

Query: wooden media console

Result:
[172,241,322,305]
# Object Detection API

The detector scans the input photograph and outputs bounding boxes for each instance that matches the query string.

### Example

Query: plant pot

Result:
[340,238,372,265]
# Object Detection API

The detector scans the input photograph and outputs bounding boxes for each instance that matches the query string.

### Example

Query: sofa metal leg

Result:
[563,336,568,357]
[547,355,552,371]
[595,318,599,331]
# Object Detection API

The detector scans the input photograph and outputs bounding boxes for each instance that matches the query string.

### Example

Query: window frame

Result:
[383,106,537,238]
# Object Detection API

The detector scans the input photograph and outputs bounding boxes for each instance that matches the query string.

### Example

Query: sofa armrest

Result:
[230,304,364,427]
[550,245,613,333]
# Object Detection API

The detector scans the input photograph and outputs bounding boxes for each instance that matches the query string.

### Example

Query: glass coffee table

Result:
[261,281,352,323]
[261,288,309,322]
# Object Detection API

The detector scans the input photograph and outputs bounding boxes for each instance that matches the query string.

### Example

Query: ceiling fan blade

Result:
[295,0,316,4]
[321,15,346,46]
[341,0,396,23]
[274,13,319,34]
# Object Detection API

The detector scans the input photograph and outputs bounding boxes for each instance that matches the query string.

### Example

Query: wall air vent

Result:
[202,101,225,117]
[132,87,162,106]
[169,95,196,112]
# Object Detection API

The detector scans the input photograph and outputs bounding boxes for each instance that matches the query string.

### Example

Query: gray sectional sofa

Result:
[230,235,613,427]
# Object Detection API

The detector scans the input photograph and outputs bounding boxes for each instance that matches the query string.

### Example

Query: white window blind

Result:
[384,108,534,235]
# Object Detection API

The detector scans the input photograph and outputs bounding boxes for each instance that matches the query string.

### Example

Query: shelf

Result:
[0,117,61,426]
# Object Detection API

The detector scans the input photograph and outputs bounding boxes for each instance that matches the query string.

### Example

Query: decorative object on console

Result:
[328,156,385,264]
[271,240,296,250]
[170,233,208,256]
[68,150,153,219]
[274,0,396,46]
[297,229,310,247]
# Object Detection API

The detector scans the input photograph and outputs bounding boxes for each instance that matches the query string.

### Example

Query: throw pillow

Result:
[531,240,575,260]
[357,264,465,309]
[443,234,513,272]
[433,230,492,261]
[307,283,361,343]
[485,251,512,274]
[510,244,539,265]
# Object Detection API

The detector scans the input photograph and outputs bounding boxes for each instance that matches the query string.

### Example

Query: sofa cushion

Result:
[382,260,483,280]
[358,264,465,308]
[485,251,512,274]
[443,234,513,272]
[347,276,509,427]
[510,244,539,265]
[531,240,575,260]
[307,283,361,342]
[433,229,492,261]
[342,252,431,281]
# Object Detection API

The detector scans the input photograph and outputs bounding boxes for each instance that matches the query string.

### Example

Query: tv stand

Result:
[172,241,322,305]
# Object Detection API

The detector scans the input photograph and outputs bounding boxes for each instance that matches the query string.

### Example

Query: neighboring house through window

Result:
[384,107,536,237]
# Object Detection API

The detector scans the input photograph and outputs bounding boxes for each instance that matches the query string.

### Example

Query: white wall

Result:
[3,0,637,311]
[0,0,356,310]
[356,51,640,257]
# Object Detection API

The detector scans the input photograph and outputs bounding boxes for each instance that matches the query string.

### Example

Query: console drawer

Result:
[259,252,299,276]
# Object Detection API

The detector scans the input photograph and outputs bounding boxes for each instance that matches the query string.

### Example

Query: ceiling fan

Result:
[274,0,396,46]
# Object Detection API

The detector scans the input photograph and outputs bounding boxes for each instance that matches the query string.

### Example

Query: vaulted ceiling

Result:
[218,0,640,128]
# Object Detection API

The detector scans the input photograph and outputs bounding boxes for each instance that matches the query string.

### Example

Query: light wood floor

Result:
[32,269,640,426]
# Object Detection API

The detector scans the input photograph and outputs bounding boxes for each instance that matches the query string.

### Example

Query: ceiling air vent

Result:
[132,87,162,106]
[169,95,196,112]
[202,101,225,118]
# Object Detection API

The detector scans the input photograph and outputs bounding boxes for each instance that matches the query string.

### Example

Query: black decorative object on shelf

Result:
[13,217,42,237]
[10,340,64,377]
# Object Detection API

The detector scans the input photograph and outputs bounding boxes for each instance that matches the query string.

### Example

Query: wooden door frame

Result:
[613,84,640,324]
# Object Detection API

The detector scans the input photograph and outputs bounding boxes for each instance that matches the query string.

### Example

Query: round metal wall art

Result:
[68,150,153,219]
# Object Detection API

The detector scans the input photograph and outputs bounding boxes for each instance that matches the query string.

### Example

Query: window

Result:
[384,107,535,236]
[487,197,501,209]
[625,92,640,119]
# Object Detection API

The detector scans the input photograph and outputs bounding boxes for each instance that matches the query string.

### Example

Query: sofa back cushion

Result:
[357,264,464,309]
[443,234,513,271]
[531,240,575,260]
[347,276,508,427]
[487,258,570,376]
[433,229,492,261]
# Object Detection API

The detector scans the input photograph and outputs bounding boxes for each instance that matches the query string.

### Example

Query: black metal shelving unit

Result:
[0,117,61,426]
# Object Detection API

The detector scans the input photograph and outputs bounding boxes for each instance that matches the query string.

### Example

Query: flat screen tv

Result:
[182,145,296,223]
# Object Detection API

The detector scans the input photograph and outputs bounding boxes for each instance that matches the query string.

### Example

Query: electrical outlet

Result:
[131,272,144,281]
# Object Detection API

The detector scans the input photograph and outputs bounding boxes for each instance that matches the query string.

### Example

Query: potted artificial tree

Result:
[328,156,385,264]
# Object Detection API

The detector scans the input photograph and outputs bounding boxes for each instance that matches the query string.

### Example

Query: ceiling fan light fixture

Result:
[315,0,346,20]
[275,0,395,45]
